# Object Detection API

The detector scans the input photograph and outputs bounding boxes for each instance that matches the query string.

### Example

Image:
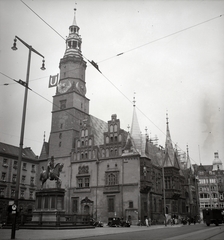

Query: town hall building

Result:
[37,9,198,225]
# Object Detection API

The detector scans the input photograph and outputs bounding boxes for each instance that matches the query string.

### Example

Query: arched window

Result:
[106,136,109,144]
[110,125,113,132]
[89,138,92,146]
[85,129,88,136]
[81,130,85,137]
[114,148,117,156]
[110,148,113,156]
[102,149,105,157]
[114,124,117,132]
[118,135,122,142]
[106,149,109,157]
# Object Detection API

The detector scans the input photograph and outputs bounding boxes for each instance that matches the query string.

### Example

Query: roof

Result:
[89,115,108,146]
[0,142,37,160]
[39,141,49,160]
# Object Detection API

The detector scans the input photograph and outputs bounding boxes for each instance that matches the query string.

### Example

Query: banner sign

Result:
[49,74,59,88]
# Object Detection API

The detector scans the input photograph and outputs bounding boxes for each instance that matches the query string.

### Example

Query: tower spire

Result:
[63,8,82,58]
[164,113,178,168]
[130,93,141,153]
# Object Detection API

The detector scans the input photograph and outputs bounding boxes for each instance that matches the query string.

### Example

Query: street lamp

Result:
[11,36,45,239]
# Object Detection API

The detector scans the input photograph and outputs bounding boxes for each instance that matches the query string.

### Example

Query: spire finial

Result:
[186,144,189,154]
[166,111,169,125]
[72,4,78,26]
[43,131,45,142]
[133,92,136,107]
[127,124,130,132]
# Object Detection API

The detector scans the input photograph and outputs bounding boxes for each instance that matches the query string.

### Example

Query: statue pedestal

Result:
[32,188,66,222]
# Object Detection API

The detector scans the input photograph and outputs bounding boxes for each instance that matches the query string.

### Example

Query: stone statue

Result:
[40,156,64,188]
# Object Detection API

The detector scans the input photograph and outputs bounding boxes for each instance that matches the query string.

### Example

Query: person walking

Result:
[145,217,149,227]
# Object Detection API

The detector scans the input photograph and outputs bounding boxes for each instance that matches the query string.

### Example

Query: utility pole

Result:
[11,36,45,239]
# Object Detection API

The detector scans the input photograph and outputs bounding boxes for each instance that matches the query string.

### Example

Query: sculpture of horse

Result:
[40,163,64,188]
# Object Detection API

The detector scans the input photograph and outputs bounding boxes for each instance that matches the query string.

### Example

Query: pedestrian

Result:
[148,217,151,226]
[145,217,149,227]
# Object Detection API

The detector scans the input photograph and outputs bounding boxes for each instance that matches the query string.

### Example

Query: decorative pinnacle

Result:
[166,112,169,125]
[133,92,136,107]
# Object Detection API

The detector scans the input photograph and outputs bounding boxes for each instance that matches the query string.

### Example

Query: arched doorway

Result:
[84,204,90,214]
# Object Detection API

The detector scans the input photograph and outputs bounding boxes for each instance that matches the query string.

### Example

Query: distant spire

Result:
[164,113,177,168]
[43,131,45,142]
[186,145,194,173]
[130,93,141,153]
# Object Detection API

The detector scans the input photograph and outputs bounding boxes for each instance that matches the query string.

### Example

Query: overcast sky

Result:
[0,0,223,166]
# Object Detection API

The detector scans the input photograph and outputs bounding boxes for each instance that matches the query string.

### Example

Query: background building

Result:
[194,152,224,220]
[0,142,38,223]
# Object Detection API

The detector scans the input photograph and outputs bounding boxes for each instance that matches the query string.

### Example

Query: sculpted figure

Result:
[40,156,64,188]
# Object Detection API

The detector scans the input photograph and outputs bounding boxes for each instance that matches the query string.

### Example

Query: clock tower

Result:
[49,9,89,158]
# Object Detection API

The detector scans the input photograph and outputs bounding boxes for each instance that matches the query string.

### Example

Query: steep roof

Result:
[163,117,179,169]
[0,142,37,160]
[122,132,140,156]
[89,115,108,146]
[130,106,142,153]
[39,141,49,160]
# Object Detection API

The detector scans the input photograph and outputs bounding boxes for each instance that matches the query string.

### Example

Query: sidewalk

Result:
[0,224,182,240]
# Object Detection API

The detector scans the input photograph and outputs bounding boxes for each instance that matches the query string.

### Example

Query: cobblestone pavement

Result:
[0,224,182,240]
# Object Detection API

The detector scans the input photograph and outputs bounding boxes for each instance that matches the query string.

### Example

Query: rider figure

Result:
[48,156,55,179]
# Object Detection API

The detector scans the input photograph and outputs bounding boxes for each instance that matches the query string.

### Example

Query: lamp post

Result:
[11,36,45,239]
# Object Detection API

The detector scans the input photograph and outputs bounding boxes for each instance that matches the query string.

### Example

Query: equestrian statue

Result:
[40,156,64,188]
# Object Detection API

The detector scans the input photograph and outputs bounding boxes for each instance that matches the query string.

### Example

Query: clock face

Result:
[58,80,72,94]
[76,81,86,95]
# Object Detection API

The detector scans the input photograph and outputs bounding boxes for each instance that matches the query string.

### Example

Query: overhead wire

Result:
[18,0,223,164]
[97,14,223,64]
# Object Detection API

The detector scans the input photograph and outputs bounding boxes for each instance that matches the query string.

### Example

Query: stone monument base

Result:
[32,188,66,223]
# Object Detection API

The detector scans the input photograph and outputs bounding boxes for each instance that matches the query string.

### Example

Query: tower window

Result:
[59,133,62,139]
[60,100,67,109]
[59,142,61,147]
[129,201,133,208]
[60,123,63,129]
